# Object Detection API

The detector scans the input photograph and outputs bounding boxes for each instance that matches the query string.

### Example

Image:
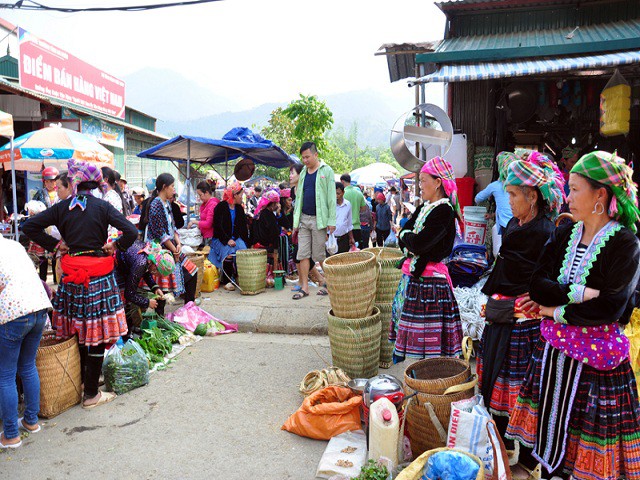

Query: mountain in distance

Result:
[124,68,415,147]
[124,67,240,121]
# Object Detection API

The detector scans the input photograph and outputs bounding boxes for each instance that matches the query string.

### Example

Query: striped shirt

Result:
[569,243,588,282]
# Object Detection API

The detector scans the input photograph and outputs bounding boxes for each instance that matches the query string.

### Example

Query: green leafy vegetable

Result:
[351,460,389,480]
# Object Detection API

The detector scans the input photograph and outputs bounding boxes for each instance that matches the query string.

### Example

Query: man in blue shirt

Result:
[474,179,513,256]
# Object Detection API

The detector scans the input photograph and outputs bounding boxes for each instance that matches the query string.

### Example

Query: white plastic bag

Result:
[370,230,377,243]
[326,232,338,255]
[316,430,367,479]
[384,229,397,247]
[178,227,203,247]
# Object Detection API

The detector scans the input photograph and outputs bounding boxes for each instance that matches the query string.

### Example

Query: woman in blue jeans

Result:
[0,236,52,448]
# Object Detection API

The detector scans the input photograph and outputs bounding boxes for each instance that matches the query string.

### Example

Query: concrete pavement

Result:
[1,333,409,480]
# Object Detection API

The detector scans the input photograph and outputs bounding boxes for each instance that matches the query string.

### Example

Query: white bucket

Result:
[463,206,488,245]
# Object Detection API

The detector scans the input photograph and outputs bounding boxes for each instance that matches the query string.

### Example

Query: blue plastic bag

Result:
[422,450,479,480]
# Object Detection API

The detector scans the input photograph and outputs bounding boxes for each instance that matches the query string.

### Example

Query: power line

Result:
[0,0,223,12]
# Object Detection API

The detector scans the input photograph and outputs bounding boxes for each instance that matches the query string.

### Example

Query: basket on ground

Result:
[363,247,404,303]
[327,307,382,379]
[36,332,82,418]
[323,251,378,318]
[376,303,394,368]
[403,358,476,457]
[396,447,484,480]
[236,249,267,295]
[187,253,205,298]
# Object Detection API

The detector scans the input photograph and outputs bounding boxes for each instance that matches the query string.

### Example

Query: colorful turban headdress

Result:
[562,146,580,160]
[142,242,175,277]
[254,190,280,218]
[67,158,103,194]
[571,151,640,233]
[420,156,462,219]
[497,151,518,182]
[505,157,566,220]
[280,188,291,199]
[223,181,243,204]
[376,192,386,203]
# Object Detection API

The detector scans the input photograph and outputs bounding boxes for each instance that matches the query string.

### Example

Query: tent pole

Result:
[225,150,228,183]
[186,139,191,224]
[10,136,18,241]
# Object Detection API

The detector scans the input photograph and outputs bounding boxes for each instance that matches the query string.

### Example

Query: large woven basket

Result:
[36,332,82,418]
[364,247,404,303]
[327,307,382,379]
[323,251,378,318]
[403,357,477,457]
[396,447,484,480]
[405,357,472,395]
[187,253,205,298]
[376,303,394,369]
[236,249,267,295]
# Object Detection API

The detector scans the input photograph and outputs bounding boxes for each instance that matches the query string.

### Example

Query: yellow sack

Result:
[624,308,640,397]
[201,260,218,292]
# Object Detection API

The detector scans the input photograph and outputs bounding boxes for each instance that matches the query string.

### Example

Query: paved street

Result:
[1,333,408,480]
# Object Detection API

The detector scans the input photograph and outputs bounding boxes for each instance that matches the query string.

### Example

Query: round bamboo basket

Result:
[363,247,404,303]
[323,251,378,318]
[396,447,484,480]
[236,249,267,295]
[36,332,82,418]
[327,307,382,379]
[376,303,394,369]
[404,357,472,395]
[187,253,205,298]
[404,376,477,457]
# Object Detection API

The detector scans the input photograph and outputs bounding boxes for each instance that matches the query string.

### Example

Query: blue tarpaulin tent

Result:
[137,127,294,220]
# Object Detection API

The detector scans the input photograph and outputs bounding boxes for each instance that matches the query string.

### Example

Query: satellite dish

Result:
[390,103,454,173]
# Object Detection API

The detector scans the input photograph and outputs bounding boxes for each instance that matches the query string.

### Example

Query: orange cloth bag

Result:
[282,386,362,440]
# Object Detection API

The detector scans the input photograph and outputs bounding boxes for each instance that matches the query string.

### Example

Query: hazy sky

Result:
[2,0,446,111]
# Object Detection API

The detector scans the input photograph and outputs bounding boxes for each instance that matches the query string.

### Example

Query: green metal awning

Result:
[416,19,640,64]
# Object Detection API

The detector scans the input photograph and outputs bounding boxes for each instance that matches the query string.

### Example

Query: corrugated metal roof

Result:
[375,42,438,82]
[417,18,640,63]
[0,76,167,141]
[437,0,579,12]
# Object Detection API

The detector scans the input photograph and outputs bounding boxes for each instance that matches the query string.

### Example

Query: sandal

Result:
[0,434,22,449]
[82,391,117,410]
[18,417,41,433]
[292,290,309,300]
[510,463,541,480]
[317,289,328,296]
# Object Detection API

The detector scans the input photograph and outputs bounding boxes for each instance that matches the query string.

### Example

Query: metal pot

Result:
[363,374,404,410]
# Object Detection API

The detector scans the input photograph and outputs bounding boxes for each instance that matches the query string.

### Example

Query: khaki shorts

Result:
[297,214,327,263]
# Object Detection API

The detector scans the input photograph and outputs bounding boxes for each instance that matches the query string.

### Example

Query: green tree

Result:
[282,94,334,151]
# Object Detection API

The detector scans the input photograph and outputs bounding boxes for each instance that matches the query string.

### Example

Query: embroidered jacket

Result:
[530,221,640,326]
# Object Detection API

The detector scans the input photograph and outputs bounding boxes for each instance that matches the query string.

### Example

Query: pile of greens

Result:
[351,460,389,480]
[155,316,188,343]
[135,326,173,364]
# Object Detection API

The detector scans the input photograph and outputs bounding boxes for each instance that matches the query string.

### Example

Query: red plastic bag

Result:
[282,386,362,440]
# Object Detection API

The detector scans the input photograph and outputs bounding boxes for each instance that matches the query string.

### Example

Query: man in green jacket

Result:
[292,142,336,299]
[340,173,367,248]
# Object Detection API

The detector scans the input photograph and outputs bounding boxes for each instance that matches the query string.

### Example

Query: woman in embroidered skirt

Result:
[208,182,249,291]
[506,151,640,480]
[22,159,138,409]
[146,173,199,304]
[477,154,564,479]
[389,156,463,362]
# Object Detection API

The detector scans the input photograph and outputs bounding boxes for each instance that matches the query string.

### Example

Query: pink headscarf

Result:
[420,156,462,219]
[223,182,243,204]
[280,188,291,198]
[254,190,280,218]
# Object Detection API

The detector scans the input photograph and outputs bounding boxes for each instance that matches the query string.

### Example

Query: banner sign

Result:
[18,27,126,119]
[62,108,125,149]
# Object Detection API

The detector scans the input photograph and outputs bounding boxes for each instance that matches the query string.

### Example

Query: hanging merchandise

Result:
[537,81,547,106]
[573,81,582,106]
[561,81,571,107]
[600,69,631,136]
[549,81,559,107]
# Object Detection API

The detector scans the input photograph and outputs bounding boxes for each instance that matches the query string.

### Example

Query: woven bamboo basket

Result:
[236,249,267,295]
[396,447,484,480]
[363,247,404,303]
[404,375,477,457]
[323,251,378,318]
[376,303,394,369]
[327,307,382,379]
[405,357,472,395]
[36,332,82,418]
[187,253,205,298]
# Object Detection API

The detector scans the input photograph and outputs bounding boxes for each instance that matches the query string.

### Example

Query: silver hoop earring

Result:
[592,201,605,215]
